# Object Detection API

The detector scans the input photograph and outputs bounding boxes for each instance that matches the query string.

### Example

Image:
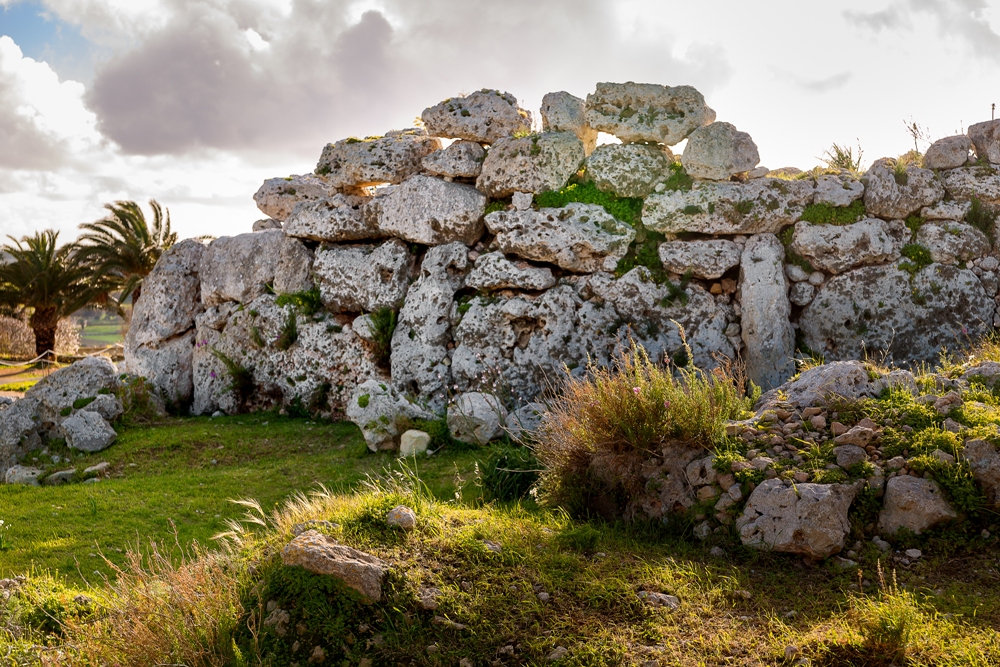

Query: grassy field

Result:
[78,322,124,349]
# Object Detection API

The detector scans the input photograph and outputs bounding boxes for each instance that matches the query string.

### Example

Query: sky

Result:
[0,0,999,242]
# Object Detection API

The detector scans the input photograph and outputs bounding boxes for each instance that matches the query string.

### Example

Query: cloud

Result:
[844,6,910,31]
[783,71,852,94]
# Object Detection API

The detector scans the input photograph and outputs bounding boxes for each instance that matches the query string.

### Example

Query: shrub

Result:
[661,162,694,192]
[476,444,539,502]
[799,199,866,226]
[275,286,323,317]
[274,310,298,351]
[821,141,865,172]
[212,348,254,411]
[116,375,164,425]
[484,200,509,215]
[853,564,921,661]
[965,195,998,243]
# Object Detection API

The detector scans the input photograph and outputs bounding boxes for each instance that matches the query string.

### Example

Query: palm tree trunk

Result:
[131,284,142,306]
[30,306,58,357]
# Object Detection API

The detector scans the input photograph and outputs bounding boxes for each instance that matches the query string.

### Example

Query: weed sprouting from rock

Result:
[274,310,298,351]
[965,195,998,243]
[212,348,254,411]
[369,307,397,368]
[275,286,323,317]
[821,141,865,172]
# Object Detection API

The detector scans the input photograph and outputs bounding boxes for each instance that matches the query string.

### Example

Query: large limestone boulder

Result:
[345,379,433,451]
[363,175,486,246]
[813,173,865,207]
[914,221,990,264]
[315,130,441,189]
[878,476,957,535]
[253,174,336,221]
[790,218,905,274]
[924,135,973,170]
[282,194,380,243]
[125,331,198,407]
[586,143,674,198]
[0,398,41,475]
[313,240,414,314]
[421,141,486,179]
[281,530,387,603]
[755,360,909,411]
[642,178,814,235]
[421,90,531,144]
[739,234,795,390]
[942,165,1000,207]
[963,439,1000,506]
[465,252,556,291]
[657,239,741,280]
[969,119,1000,164]
[272,236,314,295]
[447,392,505,445]
[61,410,116,453]
[540,91,597,155]
[681,122,760,180]
[476,132,585,198]
[862,159,945,219]
[584,82,716,145]
[200,231,285,306]
[25,357,119,432]
[736,479,858,559]
[484,203,635,273]
[799,263,995,364]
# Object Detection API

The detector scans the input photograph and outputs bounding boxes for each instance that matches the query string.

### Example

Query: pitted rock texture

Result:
[586,143,673,198]
[254,174,336,221]
[476,132,584,198]
[316,130,441,188]
[125,331,198,407]
[540,91,597,155]
[799,263,995,364]
[421,141,486,179]
[942,165,1000,207]
[681,122,759,180]
[969,119,1000,164]
[200,231,286,306]
[813,173,865,207]
[922,200,971,220]
[914,221,990,264]
[963,439,1000,506]
[755,361,909,411]
[862,159,945,219]
[282,195,379,243]
[364,175,486,246]
[273,236,314,295]
[281,530,387,602]
[61,410,116,453]
[1,398,41,474]
[739,234,794,390]
[924,135,973,170]
[346,379,433,451]
[584,82,716,145]
[658,239,741,280]
[25,357,119,432]
[421,90,531,144]
[252,219,281,231]
[643,178,814,235]
[791,218,905,274]
[878,476,957,535]
[313,240,414,314]
[466,252,556,291]
[447,392,505,445]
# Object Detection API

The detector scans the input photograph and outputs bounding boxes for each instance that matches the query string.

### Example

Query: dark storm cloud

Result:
[85,0,732,156]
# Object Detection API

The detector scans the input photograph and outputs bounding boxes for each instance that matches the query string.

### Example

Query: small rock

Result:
[537,591,550,602]
[834,426,874,447]
[872,536,891,552]
[833,444,867,469]
[709,546,726,557]
[693,521,713,540]
[833,556,858,569]
[546,646,569,661]
[930,449,956,464]
[399,430,431,457]
[3,465,42,486]
[308,646,326,665]
[483,540,503,553]
[637,591,680,609]
[43,469,76,486]
[905,548,922,559]
[784,645,800,661]
[433,615,467,630]
[386,505,417,531]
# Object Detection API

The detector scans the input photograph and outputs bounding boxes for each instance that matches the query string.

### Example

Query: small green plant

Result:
[275,286,323,317]
[779,226,814,273]
[357,393,370,408]
[854,564,922,661]
[534,181,644,226]
[484,200,508,215]
[905,214,925,235]
[554,524,601,552]
[892,159,909,186]
[275,310,298,351]
[965,195,998,243]
[820,141,865,172]
[250,325,265,348]
[899,243,932,275]
[799,199,866,226]
[661,162,694,192]
[211,348,254,411]
[368,307,397,367]
[0,519,11,551]
[681,204,703,215]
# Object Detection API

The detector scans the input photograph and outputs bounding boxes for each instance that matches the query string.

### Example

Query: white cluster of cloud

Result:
[1,0,999,241]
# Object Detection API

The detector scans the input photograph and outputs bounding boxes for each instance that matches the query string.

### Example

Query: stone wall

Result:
[124,83,1000,429]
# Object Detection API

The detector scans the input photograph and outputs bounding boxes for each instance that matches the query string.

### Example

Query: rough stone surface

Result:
[316,130,441,189]
[584,82,716,145]
[643,178,815,235]
[421,141,486,179]
[386,505,417,531]
[586,143,673,198]
[81,394,124,423]
[252,218,281,231]
[364,175,486,245]
[915,221,990,264]
[813,174,865,207]
[963,439,1000,506]
[61,410,117,453]
[736,479,857,559]
[254,174,336,221]
[4,465,41,485]
[799,263,995,364]
[790,219,905,274]
[126,332,198,407]
[273,236,314,295]
[200,231,286,306]
[540,91,597,155]
[399,430,431,457]
[504,402,547,440]
[485,203,635,273]
[447,392,505,445]
[313,240,414,313]
[281,530,387,602]
[922,200,971,220]
[681,122,760,180]
[878,476,957,535]
[757,362,885,409]
[345,379,433,451]
[968,119,1000,164]
[739,234,795,390]
[25,357,119,432]
[1,398,41,474]
[476,132,585,198]
[466,252,556,291]
[924,135,973,170]
[942,165,1000,207]
[862,159,945,219]
[421,90,531,144]
[833,444,867,468]
[658,239,741,280]
[789,282,815,306]
[282,194,379,243]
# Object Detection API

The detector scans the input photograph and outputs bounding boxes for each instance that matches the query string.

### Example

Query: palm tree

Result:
[77,199,177,307]
[0,230,95,356]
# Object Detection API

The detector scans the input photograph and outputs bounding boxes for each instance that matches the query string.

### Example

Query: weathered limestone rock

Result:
[924,135,973,170]
[658,239,741,279]
[281,530,387,602]
[313,240,414,314]
[399,430,430,457]
[968,119,1000,164]
[833,444,867,468]
[25,357,119,431]
[922,200,971,220]
[584,82,716,145]
[813,174,865,207]
[586,143,674,198]
[686,455,717,487]
[252,218,281,231]
[756,361,885,410]
[386,505,417,531]
[681,122,760,180]
[504,402,547,440]
[799,263,994,364]
[789,282,815,306]
[466,252,556,291]
[316,130,441,189]
[739,234,794,390]
[862,159,945,219]
[345,379,433,451]
[627,442,703,520]
[282,194,379,243]
[253,174,336,221]
[273,236,314,295]
[878,476,957,535]
[4,465,41,485]
[447,392,505,445]
[540,91,597,155]
[942,165,1000,207]
[0,398,41,475]
[790,219,905,274]
[61,410,116,453]
[81,394,123,422]
[736,479,858,559]
[421,90,531,144]
[962,361,1000,387]
[421,141,486,179]
[962,439,1000,506]
[915,221,990,264]
[485,203,635,273]
[643,178,814,235]
[200,231,285,306]
[364,175,486,245]
[123,332,197,407]
[476,132,585,198]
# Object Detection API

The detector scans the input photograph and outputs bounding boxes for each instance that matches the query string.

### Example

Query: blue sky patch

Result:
[0,0,94,82]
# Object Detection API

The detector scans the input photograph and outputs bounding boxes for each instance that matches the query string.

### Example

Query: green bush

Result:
[899,243,932,275]
[799,199,866,226]
[477,444,539,502]
[965,195,998,243]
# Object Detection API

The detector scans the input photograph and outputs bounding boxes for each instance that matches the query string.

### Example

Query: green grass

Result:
[533,181,644,226]
[799,199,866,226]
[78,323,123,348]
[0,380,36,392]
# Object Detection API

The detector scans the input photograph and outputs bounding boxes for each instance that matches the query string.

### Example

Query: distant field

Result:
[79,322,124,348]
